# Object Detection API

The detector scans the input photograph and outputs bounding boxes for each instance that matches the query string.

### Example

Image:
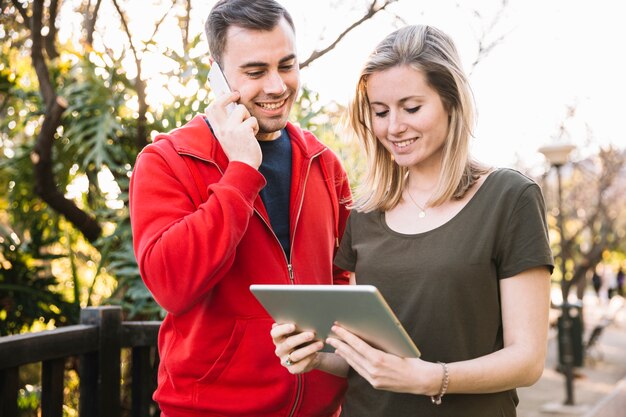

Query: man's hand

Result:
[205,91,262,169]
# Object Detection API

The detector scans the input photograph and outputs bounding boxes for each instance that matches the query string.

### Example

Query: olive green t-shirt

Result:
[334,168,554,417]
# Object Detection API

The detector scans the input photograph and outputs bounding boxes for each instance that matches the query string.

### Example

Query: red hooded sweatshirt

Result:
[129,115,351,417]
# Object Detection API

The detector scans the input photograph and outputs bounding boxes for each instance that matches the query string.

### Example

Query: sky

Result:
[59,0,626,170]
[278,0,626,170]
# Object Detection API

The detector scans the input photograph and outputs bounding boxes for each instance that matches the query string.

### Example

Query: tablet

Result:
[250,284,420,358]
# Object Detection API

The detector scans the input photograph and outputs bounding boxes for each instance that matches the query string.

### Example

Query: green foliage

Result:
[1,51,87,331]
[62,54,127,172]
[292,86,366,188]
[97,206,163,320]
[15,363,41,417]
[154,33,212,130]
[17,384,39,416]
[0,2,367,333]
[0,224,78,336]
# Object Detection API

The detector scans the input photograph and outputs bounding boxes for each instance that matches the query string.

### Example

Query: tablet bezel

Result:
[250,284,420,358]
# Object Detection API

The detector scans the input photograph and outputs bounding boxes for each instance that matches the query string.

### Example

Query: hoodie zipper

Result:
[287,148,325,279]
[180,147,325,282]
[183,148,326,417]
[287,148,328,417]
[285,148,325,417]
[179,153,293,276]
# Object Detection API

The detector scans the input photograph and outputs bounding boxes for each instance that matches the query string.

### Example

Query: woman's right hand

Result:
[270,323,325,374]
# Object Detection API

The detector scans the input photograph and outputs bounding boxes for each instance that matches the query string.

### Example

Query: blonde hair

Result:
[349,25,489,212]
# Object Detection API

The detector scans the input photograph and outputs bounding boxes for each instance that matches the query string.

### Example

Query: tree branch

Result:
[10,0,30,28]
[469,0,510,74]
[111,0,149,149]
[561,146,625,298]
[31,0,55,106]
[44,0,61,59]
[85,0,103,47]
[29,0,103,242]
[151,6,173,45]
[111,0,140,63]
[181,0,192,51]
[564,217,612,297]
[299,0,398,69]
[30,97,103,243]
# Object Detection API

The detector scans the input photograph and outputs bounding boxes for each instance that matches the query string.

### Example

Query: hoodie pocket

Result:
[196,319,248,385]
[194,318,289,414]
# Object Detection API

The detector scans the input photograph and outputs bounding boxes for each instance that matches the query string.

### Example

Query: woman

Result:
[271,25,553,416]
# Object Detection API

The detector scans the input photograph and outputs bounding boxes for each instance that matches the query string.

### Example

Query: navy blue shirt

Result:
[258,130,292,260]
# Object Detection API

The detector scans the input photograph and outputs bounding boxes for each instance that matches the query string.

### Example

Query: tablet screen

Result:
[250,284,420,358]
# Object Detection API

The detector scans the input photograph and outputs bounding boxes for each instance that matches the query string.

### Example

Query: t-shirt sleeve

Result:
[334,212,356,272]
[498,183,554,278]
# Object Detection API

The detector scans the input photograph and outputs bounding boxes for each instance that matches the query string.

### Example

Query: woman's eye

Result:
[406,106,421,113]
[373,110,388,118]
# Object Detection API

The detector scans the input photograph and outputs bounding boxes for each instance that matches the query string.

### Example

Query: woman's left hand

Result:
[327,324,441,395]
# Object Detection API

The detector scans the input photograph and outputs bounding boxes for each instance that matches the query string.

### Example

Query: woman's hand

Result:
[327,324,441,395]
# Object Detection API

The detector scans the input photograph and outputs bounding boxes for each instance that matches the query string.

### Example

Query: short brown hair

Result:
[205,0,295,65]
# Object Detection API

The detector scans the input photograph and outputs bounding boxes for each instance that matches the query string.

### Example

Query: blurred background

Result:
[1,0,625,415]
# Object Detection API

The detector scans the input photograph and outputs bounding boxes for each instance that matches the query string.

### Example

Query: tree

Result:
[536,110,626,300]
[1,0,517,330]
[1,0,408,330]
[560,146,625,298]
[0,1,534,414]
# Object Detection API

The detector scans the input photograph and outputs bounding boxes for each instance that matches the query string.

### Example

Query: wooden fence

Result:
[0,306,160,417]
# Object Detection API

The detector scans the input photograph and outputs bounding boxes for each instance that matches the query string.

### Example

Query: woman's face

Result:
[366,65,450,169]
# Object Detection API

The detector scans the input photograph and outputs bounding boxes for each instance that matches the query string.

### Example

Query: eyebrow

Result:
[239,54,297,70]
[370,96,425,106]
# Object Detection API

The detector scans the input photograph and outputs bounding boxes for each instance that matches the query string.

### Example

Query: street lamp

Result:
[538,142,576,406]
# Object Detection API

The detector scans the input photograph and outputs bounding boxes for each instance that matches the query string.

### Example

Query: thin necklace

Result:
[406,188,427,218]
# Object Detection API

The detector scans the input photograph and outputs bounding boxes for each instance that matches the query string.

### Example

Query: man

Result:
[129,1,351,416]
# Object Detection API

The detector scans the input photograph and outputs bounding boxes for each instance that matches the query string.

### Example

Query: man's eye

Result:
[247,71,264,78]
[406,106,421,113]
[279,64,295,71]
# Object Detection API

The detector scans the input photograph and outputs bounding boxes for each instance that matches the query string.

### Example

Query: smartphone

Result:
[208,61,236,114]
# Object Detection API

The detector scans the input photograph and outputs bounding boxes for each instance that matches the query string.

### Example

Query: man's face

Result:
[221,17,300,141]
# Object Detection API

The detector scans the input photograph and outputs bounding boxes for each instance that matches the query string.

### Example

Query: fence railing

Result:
[0,306,160,417]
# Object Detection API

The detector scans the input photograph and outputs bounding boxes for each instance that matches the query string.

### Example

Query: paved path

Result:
[517,294,626,417]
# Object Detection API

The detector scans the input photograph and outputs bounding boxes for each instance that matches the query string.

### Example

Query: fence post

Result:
[0,367,18,417]
[132,346,156,417]
[41,358,65,417]
[79,306,122,417]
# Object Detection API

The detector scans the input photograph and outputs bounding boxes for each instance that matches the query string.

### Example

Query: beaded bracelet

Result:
[431,362,449,405]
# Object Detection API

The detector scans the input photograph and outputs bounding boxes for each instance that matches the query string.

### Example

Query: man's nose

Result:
[264,71,287,96]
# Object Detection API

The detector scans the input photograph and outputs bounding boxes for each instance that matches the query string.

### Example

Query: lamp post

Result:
[538,143,576,405]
